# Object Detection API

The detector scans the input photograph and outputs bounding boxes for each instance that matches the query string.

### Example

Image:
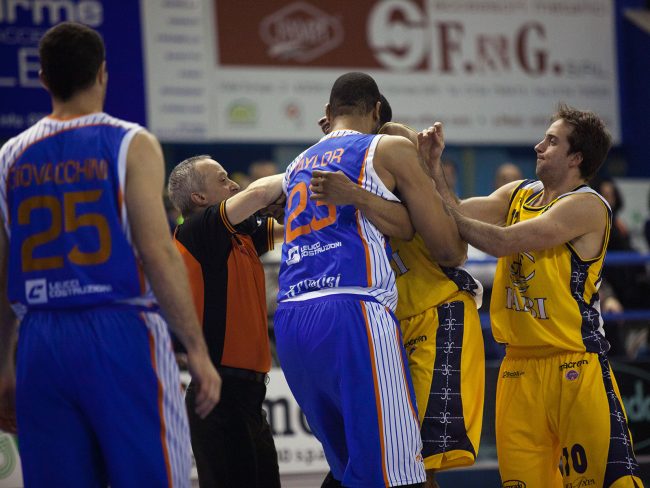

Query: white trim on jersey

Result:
[141,312,191,487]
[117,126,142,242]
[0,113,157,308]
[357,134,399,310]
[363,302,426,486]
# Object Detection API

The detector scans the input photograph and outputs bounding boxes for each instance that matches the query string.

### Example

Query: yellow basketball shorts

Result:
[400,292,485,471]
[496,350,644,488]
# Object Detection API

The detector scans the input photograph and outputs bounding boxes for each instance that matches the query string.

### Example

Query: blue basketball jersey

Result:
[278,130,399,310]
[0,113,155,315]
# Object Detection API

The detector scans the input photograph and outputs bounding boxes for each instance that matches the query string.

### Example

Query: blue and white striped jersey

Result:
[0,113,156,315]
[278,130,399,310]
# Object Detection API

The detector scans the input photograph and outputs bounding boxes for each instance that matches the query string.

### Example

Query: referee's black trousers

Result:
[186,374,280,488]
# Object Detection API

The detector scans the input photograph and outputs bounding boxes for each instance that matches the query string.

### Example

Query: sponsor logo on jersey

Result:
[25,278,47,304]
[285,274,341,298]
[565,476,595,487]
[404,335,427,348]
[286,245,301,265]
[503,481,526,488]
[565,370,579,381]
[559,360,588,370]
[47,279,112,299]
[285,241,342,265]
[405,335,426,355]
[502,370,525,379]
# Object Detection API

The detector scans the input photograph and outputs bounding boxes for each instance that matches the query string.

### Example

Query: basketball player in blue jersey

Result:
[0,22,221,487]
[426,108,644,487]
[274,72,466,488]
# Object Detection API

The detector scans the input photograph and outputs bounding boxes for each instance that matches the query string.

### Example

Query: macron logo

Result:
[25,279,47,304]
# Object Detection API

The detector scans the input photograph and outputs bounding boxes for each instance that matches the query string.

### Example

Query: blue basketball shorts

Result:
[15,309,190,488]
[274,295,426,488]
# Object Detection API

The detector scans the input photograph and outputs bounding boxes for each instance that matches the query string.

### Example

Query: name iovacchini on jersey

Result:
[491,180,612,354]
[0,114,155,317]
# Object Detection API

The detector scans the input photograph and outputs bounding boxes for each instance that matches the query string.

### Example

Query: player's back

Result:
[278,130,398,309]
[0,113,153,316]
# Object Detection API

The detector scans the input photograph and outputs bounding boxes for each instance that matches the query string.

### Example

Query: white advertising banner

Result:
[263,368,328,474]
[142,0,620,144]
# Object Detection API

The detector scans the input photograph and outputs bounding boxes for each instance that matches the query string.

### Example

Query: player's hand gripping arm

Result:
[309,170,415,240]
[126,131,221,418]
[0,222,17,434]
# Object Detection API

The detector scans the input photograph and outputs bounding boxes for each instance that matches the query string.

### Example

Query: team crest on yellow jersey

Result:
[509,251,535,293]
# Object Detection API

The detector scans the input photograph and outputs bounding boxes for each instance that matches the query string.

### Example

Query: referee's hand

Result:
[187,352,221,418]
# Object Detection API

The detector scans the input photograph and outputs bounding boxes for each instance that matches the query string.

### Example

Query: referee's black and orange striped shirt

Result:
[174,200,275,374]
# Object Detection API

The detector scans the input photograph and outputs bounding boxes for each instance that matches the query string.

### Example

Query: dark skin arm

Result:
[309,170,415,240]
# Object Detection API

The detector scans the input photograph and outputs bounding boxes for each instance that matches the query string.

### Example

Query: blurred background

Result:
[1,0,650,486]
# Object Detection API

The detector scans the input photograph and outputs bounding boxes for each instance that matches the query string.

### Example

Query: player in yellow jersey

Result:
[312,119,485,488]
[424,104,643,488]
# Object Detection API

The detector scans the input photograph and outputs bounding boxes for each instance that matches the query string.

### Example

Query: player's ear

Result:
[373,101,381,125]
[568,151,583,170]
[325,103,331,121]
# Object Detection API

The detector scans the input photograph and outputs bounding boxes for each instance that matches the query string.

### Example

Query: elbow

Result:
[436,248,467,268]
[431,239,467,267]
[395,225,415,241]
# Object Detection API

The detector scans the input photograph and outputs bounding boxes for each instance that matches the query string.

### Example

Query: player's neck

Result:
[329,115,375,135]
[539,176,587,205]
[49,91,104,120]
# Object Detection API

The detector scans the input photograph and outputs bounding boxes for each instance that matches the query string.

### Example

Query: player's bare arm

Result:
[224,174,284,226]
[0,222,17,434]
[418,124,520,225]
[375,134,466,267]
[457,181,522,226]
[452,193,608,258]
[379,122,419,147]
[309,169,415,241]
[126,130,221,418]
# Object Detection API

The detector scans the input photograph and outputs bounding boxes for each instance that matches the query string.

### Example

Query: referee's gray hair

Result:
[167,154,211,216]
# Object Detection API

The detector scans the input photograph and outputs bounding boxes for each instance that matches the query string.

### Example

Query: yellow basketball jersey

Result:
[491,180,612,353]
[390,233,482,321]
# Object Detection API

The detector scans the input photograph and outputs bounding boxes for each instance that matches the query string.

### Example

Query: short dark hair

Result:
[551,103,612,180]
[329,72,380,119]
[39,22,105,101]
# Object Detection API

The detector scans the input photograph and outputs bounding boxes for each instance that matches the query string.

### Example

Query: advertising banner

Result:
[143,0,621,144]
[0,0,146,140]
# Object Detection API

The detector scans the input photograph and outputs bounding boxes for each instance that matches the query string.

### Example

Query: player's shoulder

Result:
[0,120,47,167]
[376,132,417,152]
[378,122,418,142]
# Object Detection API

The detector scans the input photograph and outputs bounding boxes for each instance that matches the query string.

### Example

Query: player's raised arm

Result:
[375,134,466,267]
[418,124,518,226]
[223,174,284,226]
[125,130,221,418]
